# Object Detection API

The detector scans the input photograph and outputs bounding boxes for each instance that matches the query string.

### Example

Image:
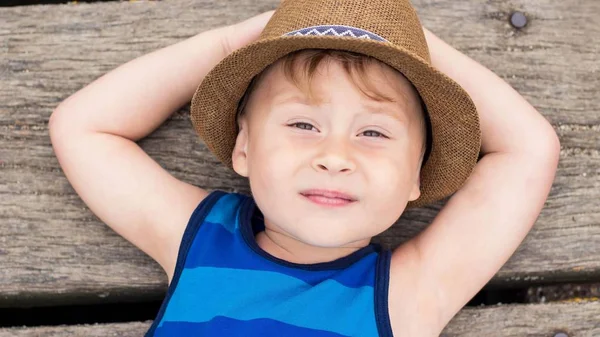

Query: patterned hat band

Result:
[283,25,388,43]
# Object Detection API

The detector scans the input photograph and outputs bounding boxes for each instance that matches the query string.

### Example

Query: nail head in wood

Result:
[554,333,568,337]
[510,11,528,28]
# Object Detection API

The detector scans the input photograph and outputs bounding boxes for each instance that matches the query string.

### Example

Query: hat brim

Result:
[190,34,481,208]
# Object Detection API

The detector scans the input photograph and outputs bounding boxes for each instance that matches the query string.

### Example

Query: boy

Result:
[48,1,560,336]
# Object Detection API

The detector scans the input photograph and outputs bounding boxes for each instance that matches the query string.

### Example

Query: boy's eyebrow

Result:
[274,94,409,122]
[361,100,410,122]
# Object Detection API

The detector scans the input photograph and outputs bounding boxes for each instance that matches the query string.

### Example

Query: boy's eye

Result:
[361,130,388,138]
[289,122,316,131]
[287,122,388,139]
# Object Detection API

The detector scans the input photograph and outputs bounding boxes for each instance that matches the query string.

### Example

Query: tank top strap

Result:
[374,249,393,337]
[145,189,244,336]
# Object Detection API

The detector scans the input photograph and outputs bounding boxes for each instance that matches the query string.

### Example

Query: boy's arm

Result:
[49,11,274,283]
[48,28,224,282]
[389,27,561,331]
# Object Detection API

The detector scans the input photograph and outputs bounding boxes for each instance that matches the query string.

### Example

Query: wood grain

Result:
[0,301,598,336]
[0,0,598,308]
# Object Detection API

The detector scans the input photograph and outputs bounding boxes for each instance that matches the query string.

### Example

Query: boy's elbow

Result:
[49,107,66,134]
[48,106,77,146]
[525,124,561,171]
[49,93,79,130]
[539,124,561,161]
[48,108,62,132]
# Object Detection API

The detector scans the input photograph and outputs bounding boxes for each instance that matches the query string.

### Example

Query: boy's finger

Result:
[224,10,276,55]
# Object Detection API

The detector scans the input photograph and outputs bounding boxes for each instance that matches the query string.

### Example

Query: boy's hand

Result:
[221,10,275,57]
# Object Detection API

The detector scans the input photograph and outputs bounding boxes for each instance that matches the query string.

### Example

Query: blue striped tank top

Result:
[145,189,394,336]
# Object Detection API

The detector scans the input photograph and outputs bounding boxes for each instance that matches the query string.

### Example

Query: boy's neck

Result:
[255,227,372,265]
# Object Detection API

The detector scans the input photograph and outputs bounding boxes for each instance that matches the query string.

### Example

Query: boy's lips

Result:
[299,189,358,208]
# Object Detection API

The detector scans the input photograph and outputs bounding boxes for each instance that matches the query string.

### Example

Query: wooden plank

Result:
[441,301,600,337]
[0,302,598,336]
[0,321,153,337]
[1,1,122,7]
[1,0,598,307]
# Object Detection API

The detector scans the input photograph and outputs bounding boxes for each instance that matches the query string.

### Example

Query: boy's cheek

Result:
[255,136,299,165]
[367,159,410,196]
[249,145,295,181]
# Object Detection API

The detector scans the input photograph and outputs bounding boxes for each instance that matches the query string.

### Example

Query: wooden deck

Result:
[1,302,600,336]
[1,0,598,335]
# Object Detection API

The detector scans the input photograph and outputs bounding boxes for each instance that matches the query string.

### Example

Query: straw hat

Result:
[190,0,481,208]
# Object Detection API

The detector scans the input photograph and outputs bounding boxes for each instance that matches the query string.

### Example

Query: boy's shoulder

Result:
[163,189,249,283]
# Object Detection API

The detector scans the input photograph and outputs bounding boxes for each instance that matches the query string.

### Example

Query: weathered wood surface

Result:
[1,0,599,308]
[441,301,600,337]
[0,321,153,337]
[0,302,598,336]
[2,1,111,7]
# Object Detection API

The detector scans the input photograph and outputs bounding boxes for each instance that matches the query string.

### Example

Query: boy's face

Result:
[232,56,424,248]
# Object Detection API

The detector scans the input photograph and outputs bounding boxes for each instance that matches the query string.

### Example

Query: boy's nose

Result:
[311,137,356,174]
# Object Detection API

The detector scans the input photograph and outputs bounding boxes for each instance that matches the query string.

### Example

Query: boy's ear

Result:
[232,121,249,177]
[408,171,421,202]
[408,151,426,202]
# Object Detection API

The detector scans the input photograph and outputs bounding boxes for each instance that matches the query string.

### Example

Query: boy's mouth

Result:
[299,189,358,207]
